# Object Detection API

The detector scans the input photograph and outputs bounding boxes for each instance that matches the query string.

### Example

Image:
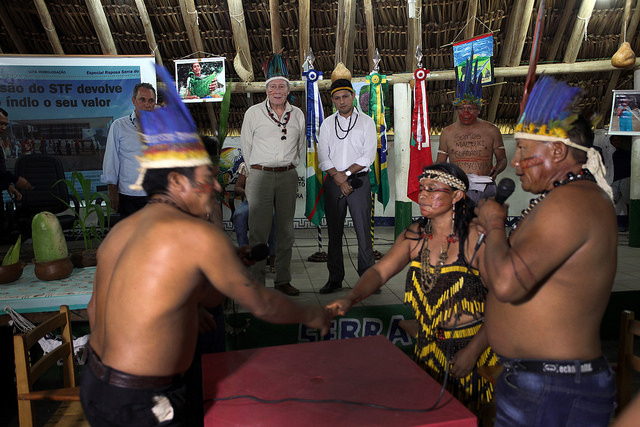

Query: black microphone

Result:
[474,178,516,249]
[338,177,363,199]
[246,243,270,261]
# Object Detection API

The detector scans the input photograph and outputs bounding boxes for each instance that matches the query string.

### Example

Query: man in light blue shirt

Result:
[101,83,156,218]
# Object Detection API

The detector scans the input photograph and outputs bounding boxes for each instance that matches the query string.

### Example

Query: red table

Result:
[202,335,477,426]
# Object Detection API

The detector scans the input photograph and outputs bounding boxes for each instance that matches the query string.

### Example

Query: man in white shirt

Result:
[240,76,305,296]
[101,83,156,218]
[317,79,377,294]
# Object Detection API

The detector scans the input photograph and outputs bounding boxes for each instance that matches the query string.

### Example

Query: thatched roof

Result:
[1,0,638,135]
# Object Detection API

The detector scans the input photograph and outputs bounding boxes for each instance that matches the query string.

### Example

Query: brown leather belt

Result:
[88,347,178,390]
[250,164,295,172]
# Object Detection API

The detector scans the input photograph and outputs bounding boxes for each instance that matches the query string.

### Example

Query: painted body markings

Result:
[520,156,544,170]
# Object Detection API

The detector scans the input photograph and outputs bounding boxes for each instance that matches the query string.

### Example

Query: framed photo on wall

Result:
[609,90,640,135]
[174,57,226,103]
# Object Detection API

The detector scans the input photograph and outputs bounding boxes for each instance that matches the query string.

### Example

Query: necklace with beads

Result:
[147,197,189,214]
[511,169,595,235]
[334,111,358,140]
[266,105,290,141]
[419,219,458,294]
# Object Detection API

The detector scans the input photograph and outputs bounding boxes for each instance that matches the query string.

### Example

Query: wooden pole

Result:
[547,0,576,61]
[563,0,596,63]
[269,0,283,54]
[487,0,535,123]
[299,0,311,70]
[226,58,639,94]
[335,0,356,71]
[406,0,422,71]
[364,0,376,72]
[464,0,478,40]
[84,0,117,55]
[134,0,163,66]
[228,0,254,82]
[34,0,64,54]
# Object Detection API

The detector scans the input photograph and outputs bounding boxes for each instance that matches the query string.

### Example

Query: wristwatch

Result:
[345,170,352,177]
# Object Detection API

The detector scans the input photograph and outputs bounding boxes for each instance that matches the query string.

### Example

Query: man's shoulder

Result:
[539,181,614,221]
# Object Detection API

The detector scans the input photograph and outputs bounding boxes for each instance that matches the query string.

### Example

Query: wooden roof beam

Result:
[487,0,535,123]
[228,58,636,93]
[547,0,577,61]
[364,0,376,72]
[178,0,216,131]
[405,0,422,71]
[563,0,596,63]
[134,0,163,66]
[464,0,478,40]
[335,0,357,71]
[34,0,64,54]
[299,0,310,71]
[0,5,27,53]
[228,0,254,82]
[179,0,205,54]
[269,0,283,54]
[84,0,117,55]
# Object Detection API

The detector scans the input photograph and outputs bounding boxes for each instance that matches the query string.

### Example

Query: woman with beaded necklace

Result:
[326,162,497,412]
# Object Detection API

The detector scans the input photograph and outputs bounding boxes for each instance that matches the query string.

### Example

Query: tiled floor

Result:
[228,226,640,310]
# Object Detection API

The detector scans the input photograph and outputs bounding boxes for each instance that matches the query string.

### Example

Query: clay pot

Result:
[33,256,74,281]
[0,261,25,284]
[71,249,97,268]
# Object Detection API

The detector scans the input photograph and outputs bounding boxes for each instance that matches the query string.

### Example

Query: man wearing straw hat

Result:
[81,66,329,426]
[474,76,617,426]
[317,76,377,294]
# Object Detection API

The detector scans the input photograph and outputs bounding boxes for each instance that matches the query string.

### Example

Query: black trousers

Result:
[324,175,375,282]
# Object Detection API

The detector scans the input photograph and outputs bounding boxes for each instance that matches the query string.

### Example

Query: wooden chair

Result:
[616,310,640,415]
[13,305,87,427]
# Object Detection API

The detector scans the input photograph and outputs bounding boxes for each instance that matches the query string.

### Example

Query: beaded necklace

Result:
[419,219,458,294]
[511,169,595,235]
[334,111,358,140]
[266,104,290,140]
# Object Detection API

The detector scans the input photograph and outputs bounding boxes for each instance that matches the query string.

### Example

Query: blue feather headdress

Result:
[514,75,582,139]
[130,64,211,190]
[453,51,483,107]
[514,75,614,201]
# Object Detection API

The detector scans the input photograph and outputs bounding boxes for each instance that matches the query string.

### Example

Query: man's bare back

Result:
[88,167,329,378]
[437,118,505,177]
[89,205,232,376]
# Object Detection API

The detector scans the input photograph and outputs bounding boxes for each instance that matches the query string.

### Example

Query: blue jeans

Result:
[495,358,616,427]
[231,200,275,255]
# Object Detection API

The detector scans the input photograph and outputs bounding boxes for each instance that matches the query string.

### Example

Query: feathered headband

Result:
[514,75,613,200]
[130,64,211,190]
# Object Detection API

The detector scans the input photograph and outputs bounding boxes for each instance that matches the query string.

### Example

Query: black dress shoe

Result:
[319,281,342,294]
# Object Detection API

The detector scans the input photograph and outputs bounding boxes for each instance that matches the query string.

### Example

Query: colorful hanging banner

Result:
[366,72,390,210]
[303,67,325,226]
[453,33,494,86]
[408,68,432,203]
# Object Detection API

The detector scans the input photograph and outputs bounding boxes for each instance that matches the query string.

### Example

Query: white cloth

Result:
[317,110,377,172]
[467,173,494,192]
[240,99,305,168]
